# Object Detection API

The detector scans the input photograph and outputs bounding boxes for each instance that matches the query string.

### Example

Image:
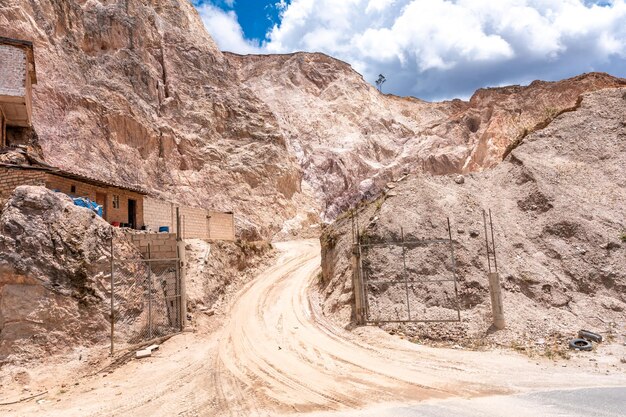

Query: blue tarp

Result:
[72,197,103,217]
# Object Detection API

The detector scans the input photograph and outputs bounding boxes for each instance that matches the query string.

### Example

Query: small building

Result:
[0,37,147,229]
[0,155,147,229]
[0,37,37,148]
[0,36,236,239]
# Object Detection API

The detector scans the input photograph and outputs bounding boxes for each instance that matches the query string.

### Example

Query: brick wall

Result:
[143,197,175,232]
[128,233,178,260]
[45,173,99,201]
[45,174,144,227]
[179,206,209,239]
[0,167,46,199]
[208,211,236,241]
[0,44,26,97]
[143,197,235,241]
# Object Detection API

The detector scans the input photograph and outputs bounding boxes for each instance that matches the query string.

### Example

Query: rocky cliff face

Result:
[319,88,626,352]
[1,0,624,237]
[0,0,302,239]
[0,186,141,363]
[228,53,625,219]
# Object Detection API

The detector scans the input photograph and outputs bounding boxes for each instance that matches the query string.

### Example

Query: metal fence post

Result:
[175,209,187,330]
[484,210,505,329]
[148,243,153,339]
[176,207,181,240]
[351,213,365,324]
[110,231,114,356]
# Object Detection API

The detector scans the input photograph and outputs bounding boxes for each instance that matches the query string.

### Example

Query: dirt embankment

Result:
[185,238,276,318]
[320,88,626,356]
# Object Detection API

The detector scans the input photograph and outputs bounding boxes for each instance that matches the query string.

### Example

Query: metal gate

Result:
[352,215,461,324]
[110,242,182,354]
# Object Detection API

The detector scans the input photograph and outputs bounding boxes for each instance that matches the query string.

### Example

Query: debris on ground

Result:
[136,344,160,359]
[135,350,152,359]
[578,330,603,343]
[569,339,593,351]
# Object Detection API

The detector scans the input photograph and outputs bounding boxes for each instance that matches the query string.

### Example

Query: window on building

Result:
[70,185,76,193]
[112,195,120,209]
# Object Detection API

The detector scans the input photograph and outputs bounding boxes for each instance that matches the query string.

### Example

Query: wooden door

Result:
[95,192,107,220]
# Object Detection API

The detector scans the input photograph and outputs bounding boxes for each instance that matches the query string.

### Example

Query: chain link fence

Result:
[352,214,462,324]
[359,240,461,323]
[110,246,182,354]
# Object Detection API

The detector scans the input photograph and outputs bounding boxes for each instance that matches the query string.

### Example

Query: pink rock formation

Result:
[1,0,624,237]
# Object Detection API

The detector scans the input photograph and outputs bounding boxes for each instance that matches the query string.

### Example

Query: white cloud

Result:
[195,3,261,54]
[196,0,626,99]
[365,0,396,13]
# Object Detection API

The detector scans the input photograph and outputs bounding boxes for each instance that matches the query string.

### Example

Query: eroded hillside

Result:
[0,186,140,363]
[1,0,624,238]
[320,87,626,353]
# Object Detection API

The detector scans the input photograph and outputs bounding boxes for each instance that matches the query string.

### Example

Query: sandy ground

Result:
[1,240,625,416]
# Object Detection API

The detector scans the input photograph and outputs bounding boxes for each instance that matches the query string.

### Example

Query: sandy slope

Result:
[3,240,625,416]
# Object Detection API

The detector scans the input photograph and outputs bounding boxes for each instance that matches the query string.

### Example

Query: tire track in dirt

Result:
[214,240,453,415]
[7,240,626,417]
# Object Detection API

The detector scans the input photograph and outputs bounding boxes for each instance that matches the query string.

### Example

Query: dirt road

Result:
[3,240,625,416]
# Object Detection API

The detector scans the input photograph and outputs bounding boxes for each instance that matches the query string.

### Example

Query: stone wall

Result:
[143,197,235,241]
[0,44,26,97]
[0,167,46,199]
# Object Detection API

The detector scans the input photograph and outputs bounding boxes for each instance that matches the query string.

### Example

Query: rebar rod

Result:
[482,210,492,273]
[448,217,461,321]
[401,227,411,321]
[489,209,498,272]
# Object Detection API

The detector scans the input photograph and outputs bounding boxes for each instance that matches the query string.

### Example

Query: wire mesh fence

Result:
[360,241,461,323]
[352,214,461,324]
[110,254,182,354]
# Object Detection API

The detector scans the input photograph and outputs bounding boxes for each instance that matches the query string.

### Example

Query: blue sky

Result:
[193,0,626,100]
[198,0,284,41]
